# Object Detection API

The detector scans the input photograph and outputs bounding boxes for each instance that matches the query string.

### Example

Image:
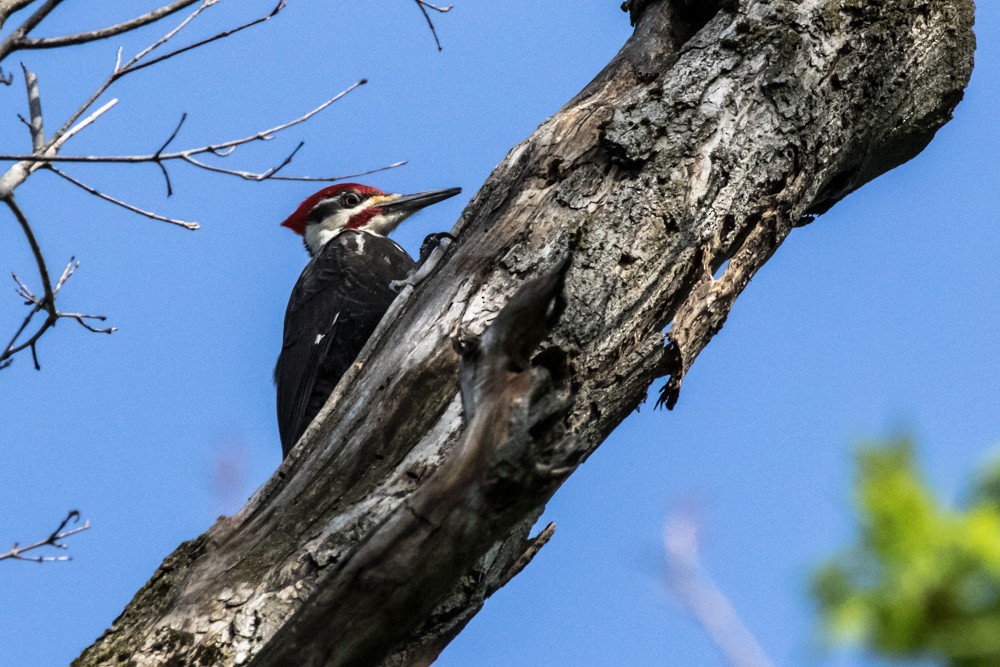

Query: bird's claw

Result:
[390,232,457,292]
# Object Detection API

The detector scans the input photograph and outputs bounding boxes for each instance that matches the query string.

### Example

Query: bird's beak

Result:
[376,187,462,216]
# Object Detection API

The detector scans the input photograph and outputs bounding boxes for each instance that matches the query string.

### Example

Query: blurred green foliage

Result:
[814,440,1000,666]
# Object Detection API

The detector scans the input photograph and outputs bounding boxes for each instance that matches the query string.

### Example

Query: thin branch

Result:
[119,0,219,74]
[0,0,39,31]
[62,311,114,334]
[20,63,44,151]
[265,160,409,183]
[126,0,287,76]
[0,203,54,367]
[0,1,362,202]
[55,98,119,151]
[47,165,200,229]
[414,0,453,51]
[16,0,200,50]
[664,511,775,667]
[0,198,115,369]
[0,511,91,563]
[0,82,370,186]
[0,98,118,199]
[153,112,187,195]
[48,0,216,143]
[0,0,62,63]
[4,194,55,319]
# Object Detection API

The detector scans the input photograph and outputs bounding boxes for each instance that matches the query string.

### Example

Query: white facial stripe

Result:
[303,195,411,255]
[304,199,375,255]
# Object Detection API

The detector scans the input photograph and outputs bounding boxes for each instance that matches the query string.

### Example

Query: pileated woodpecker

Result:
[274,182,461,457]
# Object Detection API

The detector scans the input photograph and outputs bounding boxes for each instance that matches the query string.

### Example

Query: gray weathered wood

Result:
[73,1,975,665]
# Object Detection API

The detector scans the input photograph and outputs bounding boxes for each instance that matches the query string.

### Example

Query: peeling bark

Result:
[74,1,975,665]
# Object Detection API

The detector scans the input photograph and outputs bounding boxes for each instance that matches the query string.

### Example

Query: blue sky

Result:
[1,2,996,666]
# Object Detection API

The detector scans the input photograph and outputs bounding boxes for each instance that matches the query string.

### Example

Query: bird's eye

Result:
[342,192,362,207]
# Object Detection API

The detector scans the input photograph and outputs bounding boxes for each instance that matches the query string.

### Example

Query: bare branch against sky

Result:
[0,0,452,370]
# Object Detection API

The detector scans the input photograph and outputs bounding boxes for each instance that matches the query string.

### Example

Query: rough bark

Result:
[74,1,975,665]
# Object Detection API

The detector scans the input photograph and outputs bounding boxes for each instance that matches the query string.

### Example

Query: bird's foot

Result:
[390,232,457,292]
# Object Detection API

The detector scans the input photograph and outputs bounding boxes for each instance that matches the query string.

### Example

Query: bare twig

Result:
[47,0,217,143]
[0,0,62,63]
[20,63,44,151]
[0,98,118,201]
[263,160,409,182]
[16,0,200,50]
[0,81,372,186]
[127,0,288,76]
[153,113,187,195]
[664,511,775,667]
[0,510,91,563]
[0,0,41,31]
[47,164,200,229]
[0,197,115,370]
[413,0,453,51]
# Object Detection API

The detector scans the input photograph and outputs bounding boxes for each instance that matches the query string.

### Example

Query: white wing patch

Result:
[314,312,340,346]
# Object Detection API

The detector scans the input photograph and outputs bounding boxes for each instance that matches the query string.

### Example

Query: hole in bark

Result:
[618,252,638,268]
[543,157,564,184]
[533,346,570,385]
[720,214,737,241]
[670,0,725,41]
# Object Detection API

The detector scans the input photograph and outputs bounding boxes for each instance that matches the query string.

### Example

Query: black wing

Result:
[275,231,415,456]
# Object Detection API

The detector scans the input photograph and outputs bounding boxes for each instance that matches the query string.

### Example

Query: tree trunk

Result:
[73,1,974,665]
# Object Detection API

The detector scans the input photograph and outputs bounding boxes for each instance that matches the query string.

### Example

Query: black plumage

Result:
[274,230,414,456]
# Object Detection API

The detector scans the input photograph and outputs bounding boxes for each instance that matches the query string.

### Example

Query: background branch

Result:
[47,165,200,229]
[20,64,43,151]
[0,196,115,370]
[0,0,38,31]
[0,510,90,563]
[14,0,200,50]
[665,511,774,667]
[0,0,62,62]
[413,0,453,51]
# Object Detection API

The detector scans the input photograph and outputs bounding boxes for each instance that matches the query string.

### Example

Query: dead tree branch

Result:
[0,510,91,563]
[53,1,973,664]
[413,0,453,51]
